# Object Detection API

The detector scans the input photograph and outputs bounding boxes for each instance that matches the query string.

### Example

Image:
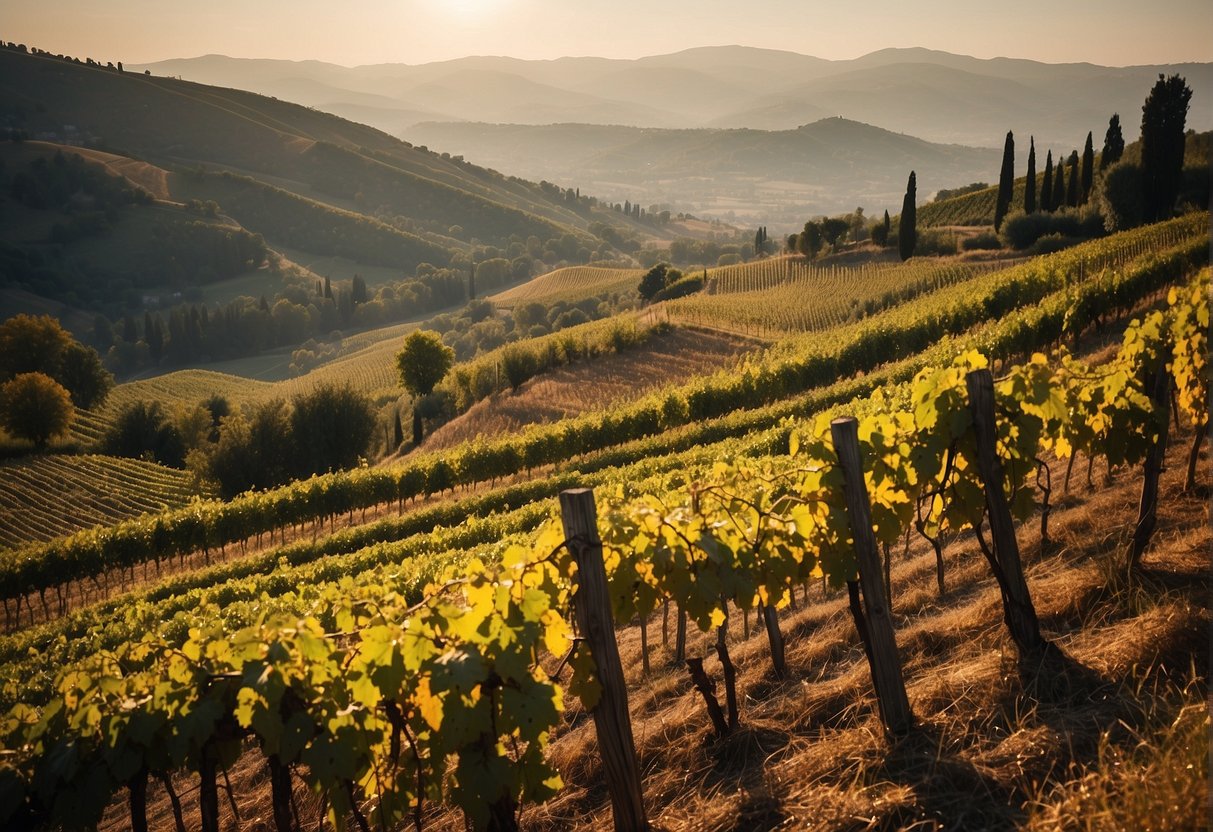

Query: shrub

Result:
[962,232,1002,251]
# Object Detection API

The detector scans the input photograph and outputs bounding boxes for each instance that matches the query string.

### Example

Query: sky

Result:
[5,0,1212,67]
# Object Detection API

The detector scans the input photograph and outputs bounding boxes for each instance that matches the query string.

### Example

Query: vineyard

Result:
[1,214,1204,628]
[0,455,209,550]
[0,256,1206,830]
[490,266,645,308]
[667,258,1007,336]
[918,180,1028,227]
[0,212,1206,831]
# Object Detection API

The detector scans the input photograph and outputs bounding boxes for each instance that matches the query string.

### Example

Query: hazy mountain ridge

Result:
[405,117,1002,222]
[134,46,1213,148]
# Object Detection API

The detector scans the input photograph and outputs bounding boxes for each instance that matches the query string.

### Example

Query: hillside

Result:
[0,210,1205,832]
[0,47,672,320]
[406,118,1002,223]
[135,46,1213,149]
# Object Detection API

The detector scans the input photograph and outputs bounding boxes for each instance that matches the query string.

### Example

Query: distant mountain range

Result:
[404,118,1003,223]
[134,46,1213,149]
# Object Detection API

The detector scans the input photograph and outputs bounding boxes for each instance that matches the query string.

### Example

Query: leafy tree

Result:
[1100,113,1125,171]
[0,314,71,380]
[638,263,671,301]
[1080,131,1095,203]
[820,217,850,248]
[1097,161,1144,231]
[1024,137,1037,214]
[396,331,454,398]
[396,330,454,445]
[994,131,1015,231]
[796,221,823,258]
[898,171,917,261]
[56,342,112,409]
[290,383,376,476]
[0,372,73,449]
[1140,74,1192,223]
[0,314,112,408]
[102,400,185,466]
[205,401,294,497]
[1041,150,1054,213]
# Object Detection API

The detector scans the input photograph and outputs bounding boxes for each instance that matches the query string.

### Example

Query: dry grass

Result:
[421,327,763,452]
[507,426,1210,832]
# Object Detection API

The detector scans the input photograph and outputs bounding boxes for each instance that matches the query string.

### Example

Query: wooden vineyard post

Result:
[830,417,913,735]
[1128,364,1172,572]
[559,489,650,832]
[964,369,1049,654]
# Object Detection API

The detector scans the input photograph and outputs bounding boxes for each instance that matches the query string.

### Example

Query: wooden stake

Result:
[560,489,650,832]
[831,417,913,734]
[964,370,1048,654]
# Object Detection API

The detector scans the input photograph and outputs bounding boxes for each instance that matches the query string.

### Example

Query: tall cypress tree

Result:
[1100,113,1125,171]
[994,130,1015,231]
[1080,132,1095,203]
[898,171,917,261]
[1025,137,1037,214]
[1041,150,1054,212]
[1052,154,1067,210]
[1066,150,1080,207]
[1140,74,1192,223]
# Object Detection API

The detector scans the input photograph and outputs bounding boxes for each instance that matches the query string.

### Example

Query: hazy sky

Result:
[6,0,1211,67]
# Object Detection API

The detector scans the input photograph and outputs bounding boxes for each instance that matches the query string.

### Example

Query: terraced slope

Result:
[0,454,208,549]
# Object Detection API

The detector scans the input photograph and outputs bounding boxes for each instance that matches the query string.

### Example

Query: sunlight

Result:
[437,0,509,22]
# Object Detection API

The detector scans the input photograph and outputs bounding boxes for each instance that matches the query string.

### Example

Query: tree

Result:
[0,314,71,381]
[0,372,73,449]
[1066,150,1080,207]
[103,400,185,466]
[290,383,376,476]
[796,221,822,258]
[820,217,850,249]
[871,210,891,246]
[393,408,404,449]
[1024,137,1037,214]
[0,313,112,408]
[994,131,1015,231]
[638,263,670,301]
[1041,150,1054,212]
[1100,114,1125,171]
[1080,132,1095,203]
[468,262,476,300]
[1051,154,1067,210]
[898,171,917,261]
[56,342,112,409]
[1140,74,1192,223]
[396,330,454,445]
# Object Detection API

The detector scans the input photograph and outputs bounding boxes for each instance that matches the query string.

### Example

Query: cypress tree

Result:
[1041,150,1054,212]
[1140,74,1192,223]
[898,171,917,261]
[1052,154,1067,210]
[994,130,1015,231]
[1100,113,1124,171]
[323,277,333,300]
[393,408,403,448]
[1066,150,1080,207]
[1025,137,1037,214]
[1080,132,1094,203]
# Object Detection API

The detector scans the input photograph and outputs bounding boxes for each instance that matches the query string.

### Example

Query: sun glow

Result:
[438,0,509,22]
